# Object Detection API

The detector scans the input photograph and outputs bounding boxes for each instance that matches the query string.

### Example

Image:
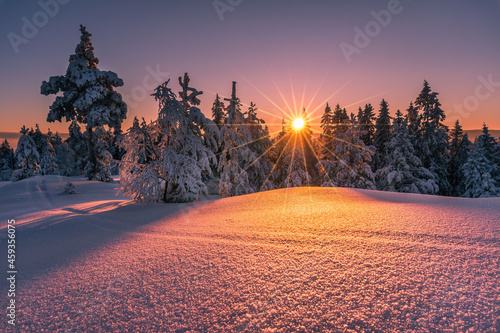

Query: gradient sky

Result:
[1,0,500,139]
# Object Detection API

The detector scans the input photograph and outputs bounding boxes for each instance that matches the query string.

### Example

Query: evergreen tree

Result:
[448,120,466,195]
[458,143,499,198]
[12,126,41,181]
[38,135,60,175]
[405,101,420,138]
[319,103,334,161]
[218,81,256,196]
[244,102,274,191]
[41,25,127,181]
[318,116,375,189]
[476,123,499,163]
[375,111,438,194]
[414,80,451,195]
[331,104,349,136]
[66,120,87,174]
[0,139,15,181]
[358,103,376,146]
[211,94,226,128]
[372,99,392,171]
[85,126,112,182]
[120,76,216,203]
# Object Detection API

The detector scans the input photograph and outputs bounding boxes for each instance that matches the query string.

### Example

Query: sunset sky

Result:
[1,0,499,140]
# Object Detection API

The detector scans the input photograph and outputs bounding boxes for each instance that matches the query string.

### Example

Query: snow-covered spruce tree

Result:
[317,115,375,189]
[211,94,226,129]
[331,104,349,136]
[120,76,217,203]
[319,103,334,161]
[372,99,392,172]
[38,135,60,175]
[12,126,41,181]
[209,94,226,179]
[268,118,292,189]
[476,123,499,164]
[40,25,127,181]
[448,120,466,196]
[0,139,15,181]
[85,126,112,182]
[458,143,499,198]
[281,133,312,188]
[218,81,257,196]
[405,101,420,138]
[244,102,274,191]
[331,120,375,189]
[358,103,376,146]
[414,80,451,195]
[65,120,87,175]
[375,110,438,194]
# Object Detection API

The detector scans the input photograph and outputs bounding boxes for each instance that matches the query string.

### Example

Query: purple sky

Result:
[1,0,500,139]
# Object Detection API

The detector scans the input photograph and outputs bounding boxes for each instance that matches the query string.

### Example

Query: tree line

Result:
[1,25,499,201]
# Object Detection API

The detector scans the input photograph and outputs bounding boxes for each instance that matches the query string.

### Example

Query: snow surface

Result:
[1,176,499,332]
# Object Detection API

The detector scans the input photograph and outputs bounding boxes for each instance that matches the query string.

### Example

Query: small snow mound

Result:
[65,182,76,194]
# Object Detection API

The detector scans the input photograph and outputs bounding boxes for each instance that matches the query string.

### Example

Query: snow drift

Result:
[0,176,499,332]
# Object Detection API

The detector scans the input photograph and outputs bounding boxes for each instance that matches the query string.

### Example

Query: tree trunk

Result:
[87,126,96,180]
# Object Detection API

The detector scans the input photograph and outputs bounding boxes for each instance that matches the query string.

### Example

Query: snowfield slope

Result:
[1,176,499,332]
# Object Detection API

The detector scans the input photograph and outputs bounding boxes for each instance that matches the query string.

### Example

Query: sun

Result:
[292,117,305,131]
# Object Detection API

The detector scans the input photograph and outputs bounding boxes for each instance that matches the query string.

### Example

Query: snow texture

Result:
[0,176,499,332]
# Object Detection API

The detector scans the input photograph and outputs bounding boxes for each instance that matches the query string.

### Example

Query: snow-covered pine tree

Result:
[65,120,87,175]
[358,103,376,146]
[476,123,499,164]
[120,76,215,203]
[375,110,438,194]
[331,104,349,136]
[38,135,60,175]
[244,102,274,191]
[281,132,312,188]
[458,142,499,198]
[0,139,15,181]
[218,81,257,196]
[414,80,451,195]
[476,123,500,183]
[448,120,466,196]
[41,25,127,181]
[85,126,112,182]
[317,113,374,189]
[178,74,219,183]
[372,99,392,172]
[319,103,334,161]
[330,119,375,189]
[12,126,41,181]
[405,101,420,138]
[211,94,226,129]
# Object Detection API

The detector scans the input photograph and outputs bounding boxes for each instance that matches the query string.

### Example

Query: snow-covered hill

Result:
[1,176,499,332]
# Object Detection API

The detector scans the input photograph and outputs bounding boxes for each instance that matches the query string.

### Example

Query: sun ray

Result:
[237,71,294,120]
[265,67,295,119]
[288,67,298,117]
